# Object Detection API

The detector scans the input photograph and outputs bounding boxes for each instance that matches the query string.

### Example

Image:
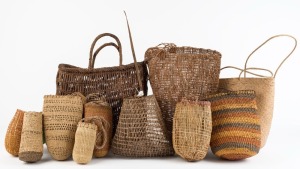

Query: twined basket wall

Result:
[19,112,43,163]
[207,90,261,160]
[112,95,174,157]
[43,95,83,161]
[173,100,212,161]
[219,78,273,148]
[145,45,221,137]
[73,122,97,164]
[5,109,24,156]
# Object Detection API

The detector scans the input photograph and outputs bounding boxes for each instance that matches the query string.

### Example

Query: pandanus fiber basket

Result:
[5,109,24,156]
[43,94,83,161]
[145,44,221,138]
[207,90,261,160]
[219,34,297,148]
[56,33,148,135]
[172,100,212,161]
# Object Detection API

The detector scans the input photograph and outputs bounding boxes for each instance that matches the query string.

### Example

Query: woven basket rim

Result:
[208,90,256,99]
[43,95,83,99]
[58,61,145,73]
[179,100,211,106]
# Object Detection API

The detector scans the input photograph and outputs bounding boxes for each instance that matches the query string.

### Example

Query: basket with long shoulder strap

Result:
[111,12,174,157]
[56,33,148,135]
[145,43,221,138]
[5,109,24,156]
[219,34,297,148]
[172,100,212,161]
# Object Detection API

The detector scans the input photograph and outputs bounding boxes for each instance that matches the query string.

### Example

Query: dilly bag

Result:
[219,34,297,148]
[172,100,212,161]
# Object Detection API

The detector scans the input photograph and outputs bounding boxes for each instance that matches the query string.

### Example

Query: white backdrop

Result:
[0,0,299,168]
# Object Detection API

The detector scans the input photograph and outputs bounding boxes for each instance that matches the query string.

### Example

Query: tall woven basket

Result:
[43,94,83,161]
[5,109,24,156]
[207,90,261,160]
[19,112,43,163]
[145,44,221,138]
[56,33,148,135]
[219,34,297,148]
[112,95,174,157]
[85,94,113,158]
[172,100,212,162]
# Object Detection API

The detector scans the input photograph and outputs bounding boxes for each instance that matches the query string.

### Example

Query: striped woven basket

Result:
[206,90,261,160]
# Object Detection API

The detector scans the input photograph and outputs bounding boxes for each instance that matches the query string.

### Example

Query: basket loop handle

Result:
[244,34,297,78]
[89,33,123,69]
[124,11,144,95]
[221,66,274,78]
[90,42,119,69]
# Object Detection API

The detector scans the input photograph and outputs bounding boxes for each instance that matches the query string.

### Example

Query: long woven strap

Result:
[221,66,273,78]
[124,11,144,95]
[244,34,297,78]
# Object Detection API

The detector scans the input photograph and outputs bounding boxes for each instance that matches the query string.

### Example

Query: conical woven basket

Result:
[19,112,43,163]
[72,121,97,164]
[173,100,212,161]
[207,90,261,160]
[5,109,24,156]
[43,94,83,161]
[112,95,174,157]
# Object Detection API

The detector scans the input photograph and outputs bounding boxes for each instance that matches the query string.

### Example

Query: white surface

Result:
[0,0,300,168]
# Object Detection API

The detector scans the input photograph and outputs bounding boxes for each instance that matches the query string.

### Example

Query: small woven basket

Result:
[206,90,261,160]
[173,100,212,161]
[85,94,112,158]
[112,95,174,157]
[43,94,83,161]
[72,121,97,164]
[5,109,24,156]
[19,112,43,163]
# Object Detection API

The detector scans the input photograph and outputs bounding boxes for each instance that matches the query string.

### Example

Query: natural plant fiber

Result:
[206,90,261,160]
[19,112,43,163]
[56,32,148,135]
[85,95,112,158]
[43,94,83,161]
[172,100,212,161]
[219,34,297,148]
[112,95,174,157]
[145,43,221,138]
[72,121,97,164]
[5,109,24,156]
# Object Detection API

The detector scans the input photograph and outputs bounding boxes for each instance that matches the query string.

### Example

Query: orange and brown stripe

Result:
[206,90,261,161]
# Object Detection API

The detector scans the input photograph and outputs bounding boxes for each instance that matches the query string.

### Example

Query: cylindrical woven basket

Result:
[206,90,261,160]
[112,95,174,157]
[85,94,112,158]
[43,94,83,161]
[19,112,43,163]
[72,121,97,164]
[5,109,24,156]
[173,100,212,162]
[145,44,221,138]
[219,35,297,148]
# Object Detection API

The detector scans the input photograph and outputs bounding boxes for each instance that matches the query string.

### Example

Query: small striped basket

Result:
[207,90,261,160]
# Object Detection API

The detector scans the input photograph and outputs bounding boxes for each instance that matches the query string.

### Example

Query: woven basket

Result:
[19,112,43,163]
[72,121,97,164]
[85,94,112,158]
[5,109,24,156]
[206,90,261,160]
[56,33,148,135]
[112,95,174,157]
[219,35,297,148]
[172,100,212,162]
[43,94,83,161]
[145,44,221,138]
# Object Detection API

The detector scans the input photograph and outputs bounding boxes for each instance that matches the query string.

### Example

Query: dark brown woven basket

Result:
[145,44,221,138]
[56,33,148,134]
